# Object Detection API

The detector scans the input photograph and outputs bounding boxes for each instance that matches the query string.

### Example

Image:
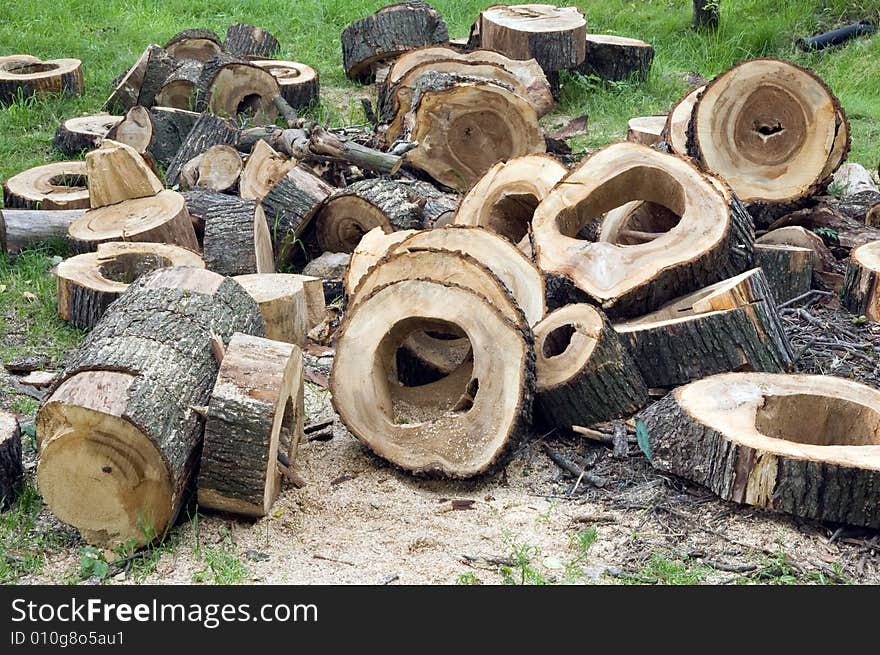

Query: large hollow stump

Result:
[85,139,164,209]
[754,243,813,304]
[331,279,534,478]
[194,54,281,124]
[640,373,880,529]
[53,114,122,155]
[56,242,205,329]
[197,333,304,517]
[4,161,90,210]
[535,304,647,429]
[577,35,654,82]
[614,268,793,388]
[233,274,309,346]
[842,241,880,320]
[0,411,23,509]
[0,57,83,105]
[36,268,265,547]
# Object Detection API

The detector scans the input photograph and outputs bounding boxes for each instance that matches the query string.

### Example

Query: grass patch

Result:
[192,524,248,585]
[620,552,712,585]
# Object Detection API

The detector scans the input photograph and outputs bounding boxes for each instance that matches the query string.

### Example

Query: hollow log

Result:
[251,60,319,109]
[224,23,280,58]
[56,241,204,329]
[198,333,303,517]
[53,114,122,155]
[0,411,23,509]
[3,161,90,210]
[105,45,178,112]
[614,268,793,388]
[0,57,83,105]
[233,274,309,345]
[179,144,242,192]
[154,60,202,109]
[663,85,703,155]
[626,115,666,147]
[331,278,534,478]
[535,303,647,429]
[754,243,813,304]
[640,372,880,529]
[85,139,163,209]
[0,208,85,253]
[842,241,880,320]
[36,267,265,547]
[163,28,223,62]
[165,113,240,187]
[238,139,295,202]
[107,106,200,169]
[344,226,418,296]
[577,35,654,82]
[341,1,449,80]
[533,142,754,318]
[194,53,280,124]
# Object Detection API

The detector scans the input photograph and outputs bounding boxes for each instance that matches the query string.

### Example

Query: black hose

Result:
[798,21,876,51]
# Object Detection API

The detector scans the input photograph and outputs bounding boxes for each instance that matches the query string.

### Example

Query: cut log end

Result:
[842,240,880,320]
[4,161,90,211]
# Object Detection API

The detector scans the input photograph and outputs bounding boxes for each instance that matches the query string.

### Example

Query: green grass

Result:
[621,552,712,585]
[192,524,248,584]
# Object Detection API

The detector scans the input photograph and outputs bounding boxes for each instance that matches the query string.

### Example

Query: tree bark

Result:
[842,241,880,320]
[52,114,122,156]
[753,243,813,304]
[0,412,23,509]
[224,23,280,58]
[577,35,654,82]
[165,113,240,187]
[0,58,83,105]
[107,106,200,169]
[0,208,86,253]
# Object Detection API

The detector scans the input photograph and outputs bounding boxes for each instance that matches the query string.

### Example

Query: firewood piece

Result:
[842,241,880,320]
[453,154,566,249]
[68,189,199,253]
[163,28,223,62]
[0,412,23,509]
[301,124,403,175]
[393,225,546,326]
[756,226,834,272]
[107,106,200,169]
[239,139,295,202]
[614,269,793,388]
[193,53,280,124]
[821,192,880,225]
[314,178,425,254]
[478,4,587,74]
[301,252,350,302]
[535,303,647,429]
[626,115,666,147]
[3,161,90,210]
[154,60,203,109]
[867,204,880,228]
[182,189,273,276]
[0,57,83,105]
[754,244,813,304]
[84,139,163,209]
[687,59,847,205]
[832,163,877,197]
[0,208,86,253]
[692,0,720,30]
[224,23,280,58]
[402,74,546,192]
[331,279,534,478]
[180,144,242,192]
[260,165,333,264]
[344,227,418,296]
[769,204,880,250]
[36,267,265,547]
[251,60,319,109]
[402,180,460,228]
[291,274,326,331]
[640,372,880,529]
[105,45,177,112]
[165,113,240,187]
[533,142,754,318]
[578,35,654,81]
[233,274,311,345]
[341,1,449,80]
[53,114,122,155]
[56,241,204,329]
[198,333,303,517]
[663,85,703,155]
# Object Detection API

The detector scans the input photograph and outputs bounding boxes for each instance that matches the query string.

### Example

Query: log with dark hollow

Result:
[842,240,880,321]
[577,35,654,82]
[3,161,90,210]
[53,114,122,155]
[195,54,281,124]
[0,57,83,105]
[641,372,880,529]
[0,411,23,509]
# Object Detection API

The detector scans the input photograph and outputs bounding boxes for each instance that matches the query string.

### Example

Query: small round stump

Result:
[53,114,122,155]
[252,60,319,109]
[578,35,654,82]
[4,161,90,210]
[842,240,880,321]
[0,57,83,104]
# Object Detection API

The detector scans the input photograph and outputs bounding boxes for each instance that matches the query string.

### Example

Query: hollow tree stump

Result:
[753,243,813,304]
[36,267,265,547]
[577,35,654,81]
[252,60,320,109]
[194,53,281,124]
[53,114,122,155]
[107,106,200,169]
[535,303,647,429]
[0,57,83,105]
[233,274,309,345]
[842,241,880,320]
[3,161,90,210]
[56,241,205,329]
[224,23,280,58]
[614,268,793,388]
[85,140,163,209]
[165,113,240,187]
[198,333,304,517]
[640,372,880,529]
[0,412,23,509]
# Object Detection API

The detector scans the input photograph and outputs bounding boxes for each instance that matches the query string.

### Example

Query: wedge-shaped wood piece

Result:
[614,268,793,388]
[578,35,654,82]
[754,243,813,303]
[53,114,122,155]
[0,57,83,105]
[535,303,647,429]
[344,226,418,296]
[239,139,295,202]
[198,333,304,517]
[842,241,880,321]
[37,268,265,547]
[641,373,880,529]
[453,154,566,250]
[663,85,703,155]
[56,241,204,329]
[626,115,666,147]
[0,411,23,509]
[234,274,311,345]
[68,189,198,253]
[533,142,754,318]
[331,279,534,478]
[3,161,90,210]
[85,139,163,209]
[252,60,319,109]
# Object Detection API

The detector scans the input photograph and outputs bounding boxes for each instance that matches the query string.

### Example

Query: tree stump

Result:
[108,106,200,169]
[614,268,793,388]
[626,115,666,147]
[179,144,242,192]
[754,243,813,304]
[344,226,419,296]
[194,54,281,124]
[3,161,90,210]
[692,0,720,31]
[0,208,86,254]
[663,84,704,155]
[0,411,23,509]
[313,178,425,254]
[105,44,178,112]
[251,60,319,109]
[165,113,240,187]
[842,241,880,320]
[56,241,204,329]
[331,279,534,478]
[154,60,203,109]
[36,267,265,547]
[68,190,199,253]
[535,303,647,429]
[198,333,304,517]
[640,372,880,529]
[163,28,223,62]
[577,35,654,81]
[183,189,274,277]
[342,1,449,80]
[85,140,164,209]
[224,23,280,58]
[53,114,122,155]
[453,154,566,249]
[233,274,310,346]
[478,4,586,74]
[756,225,835,273]
[0,57,83,105]
[238,139,295,202]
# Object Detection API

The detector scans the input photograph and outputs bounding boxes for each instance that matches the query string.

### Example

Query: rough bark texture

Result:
[404,180,460,227]
[342,1,449,79]
[137,47,181,108]
[754,243,813,304]
[577,36,654,82]
[155,59,202,109]
[0,412,23,508]
[842,250,880,320]
[224,23,280,58]
[0,208,85,253]
[52,115,121,155]
[0,58,83,105]
[165,113,239,186]
[108,106,200,169]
